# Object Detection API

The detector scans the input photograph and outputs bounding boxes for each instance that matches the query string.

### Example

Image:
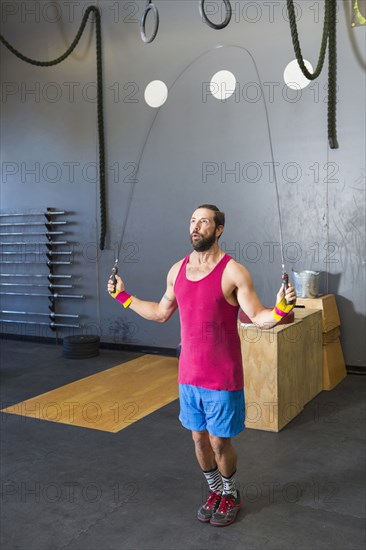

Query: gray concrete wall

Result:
[1,1,365,366]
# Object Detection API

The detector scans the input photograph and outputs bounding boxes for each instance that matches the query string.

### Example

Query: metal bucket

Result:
[292,270,320,298]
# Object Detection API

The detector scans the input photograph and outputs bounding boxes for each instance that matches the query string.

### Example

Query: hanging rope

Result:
[0,6,107,248]
[287,0,329,80]
[287,0,339,148]
[327,0,338,149]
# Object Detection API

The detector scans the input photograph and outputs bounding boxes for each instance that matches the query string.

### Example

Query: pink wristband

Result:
[275,306,287,318]
[115,290,132,308]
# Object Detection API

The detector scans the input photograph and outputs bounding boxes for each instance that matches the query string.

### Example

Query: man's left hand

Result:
[276,282,297,307]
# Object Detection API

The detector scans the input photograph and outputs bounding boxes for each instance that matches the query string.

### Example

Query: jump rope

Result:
[109,44,292,304]
[0,1,335,304]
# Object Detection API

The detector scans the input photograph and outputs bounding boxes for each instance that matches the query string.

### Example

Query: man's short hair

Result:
[197,204,225,229]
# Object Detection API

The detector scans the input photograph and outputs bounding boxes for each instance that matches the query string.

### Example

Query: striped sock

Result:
[203,467,223,494]
[221,470,238,498]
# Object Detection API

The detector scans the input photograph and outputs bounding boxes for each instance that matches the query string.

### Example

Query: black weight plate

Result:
[62,335,100,359]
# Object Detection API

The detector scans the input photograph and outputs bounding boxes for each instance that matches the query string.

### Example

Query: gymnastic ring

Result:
[140,2,159,43]
[199,0,232,30]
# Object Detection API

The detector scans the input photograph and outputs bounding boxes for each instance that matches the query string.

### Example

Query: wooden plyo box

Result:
[322,340,347,390]
[292,308,323,405]
[296,294,340,332]
[238,309,322,432]
[295,295,347,390]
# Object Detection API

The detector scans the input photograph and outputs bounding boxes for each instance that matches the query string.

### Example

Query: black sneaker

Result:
[197,491,222,522]
[210,491,242,526]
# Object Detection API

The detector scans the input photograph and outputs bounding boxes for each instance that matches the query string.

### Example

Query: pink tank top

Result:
[174,254,244,391]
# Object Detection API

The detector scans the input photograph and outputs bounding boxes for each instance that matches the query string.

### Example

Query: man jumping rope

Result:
[107,204,296,527]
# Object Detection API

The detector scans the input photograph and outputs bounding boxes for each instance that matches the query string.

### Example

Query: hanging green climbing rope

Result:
[287,0,339,149]
[0,5,107,248]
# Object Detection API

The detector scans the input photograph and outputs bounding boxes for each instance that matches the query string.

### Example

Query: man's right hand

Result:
[107,274,125,296]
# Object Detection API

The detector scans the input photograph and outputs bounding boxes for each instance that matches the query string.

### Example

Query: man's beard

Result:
[190,229,217,252]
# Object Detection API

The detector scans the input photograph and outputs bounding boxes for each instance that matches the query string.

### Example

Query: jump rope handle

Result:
[282,271,293,305]
[110,261,119,293]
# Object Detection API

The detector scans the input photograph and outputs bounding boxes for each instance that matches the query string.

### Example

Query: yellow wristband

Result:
[272,297,294,322]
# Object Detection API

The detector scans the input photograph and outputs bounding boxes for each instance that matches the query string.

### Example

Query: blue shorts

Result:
[179,384,245,438]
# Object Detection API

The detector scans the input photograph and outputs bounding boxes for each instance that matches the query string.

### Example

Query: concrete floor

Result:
[1,338,365,550]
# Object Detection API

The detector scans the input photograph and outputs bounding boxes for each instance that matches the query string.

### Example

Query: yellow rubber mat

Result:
[1,355,179,433]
